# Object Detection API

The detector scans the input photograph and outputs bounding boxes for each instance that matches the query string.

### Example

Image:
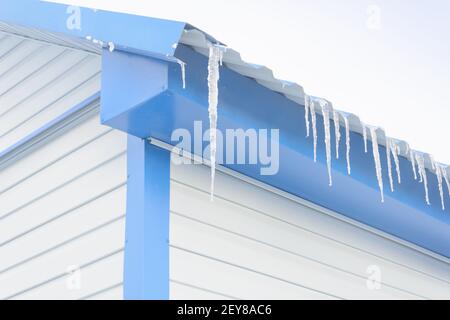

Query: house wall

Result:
[0,113,127,299]
[0,30,448,300]
[169,159,450,300]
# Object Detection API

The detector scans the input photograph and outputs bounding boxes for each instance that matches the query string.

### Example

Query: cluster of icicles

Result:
[304,95,450,210]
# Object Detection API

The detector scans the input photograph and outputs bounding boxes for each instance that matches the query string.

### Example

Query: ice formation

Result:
[108,41,115,52]
[304,95,311,137]
[193,36,450,209]
[320,100,332,186]
[343,116,351,175]
[435,163,445,210]
[310,99,318,162]
[370,127,384,202]
[443,167,450,197]
[391,141,401,184]
[333,110,341,159]
[361,120,368,153]
[207,44,224,200]
[177,59,186,89]
[386,138,394,192]
[410,149,418,180]
[415,154,430,205]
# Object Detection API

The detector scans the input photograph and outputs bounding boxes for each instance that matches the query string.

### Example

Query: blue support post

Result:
[124,135,170,300]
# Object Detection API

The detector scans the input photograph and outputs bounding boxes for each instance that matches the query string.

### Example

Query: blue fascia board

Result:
[101,44,450,259]
[0,0,186,58]
[101,49,169,125]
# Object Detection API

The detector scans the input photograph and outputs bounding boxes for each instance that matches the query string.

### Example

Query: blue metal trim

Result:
[124,136,170,300]
[0,0,186,58]
[0,92,100,160]
[101,45,450,259]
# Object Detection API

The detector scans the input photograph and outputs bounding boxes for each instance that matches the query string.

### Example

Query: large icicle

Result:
[361,120,368,153]
[310,99,318,162]
[207,45,223,201]
[386,138,394,192]
[415,154,430,205]
[333,110,341,159]
[343,116,351,175]
[435,163,445,210]
[370,127,384,202]
[410,149,417,180]
[320,100,332,186]
[304,95,311,137]
[390,141,401,184]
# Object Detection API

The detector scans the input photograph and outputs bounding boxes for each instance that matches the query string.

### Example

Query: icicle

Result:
[391,141,401,184]
[361,120,368,153]
[416,153,423,183]
[320,100,332,186]
[370,127,384,202]
[404,143,410,155]
[108,42,115,52]
[415,154,430,205]
[177,59,186,89]
[386,138,394,192]
[417,161,423,183]
[207,45,223,201]
[310,100,318,162]
[435,164,445,210]
[219,49,224,66]
[304,95,310,137]
[343,116,351,175]
[443,167,450,197]
[410,149,417,180]
[430,156,436,171]
[333,110,341,159]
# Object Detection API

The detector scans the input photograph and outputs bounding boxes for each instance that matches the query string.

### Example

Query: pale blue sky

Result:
[51,0,450,164]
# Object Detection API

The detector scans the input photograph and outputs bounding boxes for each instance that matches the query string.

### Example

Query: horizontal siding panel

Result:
[0,33,101,153]
[0,218,125,299]
[170,180,450,299]
[171,247,336,300]
[170,281,235,300]
[171,163,450,282]
[0,129,126,219]
[0,152,126,242]
[0,115,110,191]
[170,162,450,299]
[10,251,124,300]
[171,213,418,300]
[83,284,124,300]
[0,187,126,271]
[0,112,126,299]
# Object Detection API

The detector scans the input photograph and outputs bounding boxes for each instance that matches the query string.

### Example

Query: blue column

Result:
[123,135,170,300]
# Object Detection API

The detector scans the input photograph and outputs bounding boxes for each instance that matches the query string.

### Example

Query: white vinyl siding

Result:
[169,160,450,300]
[0,113,126,300]
[0,32,101,153]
